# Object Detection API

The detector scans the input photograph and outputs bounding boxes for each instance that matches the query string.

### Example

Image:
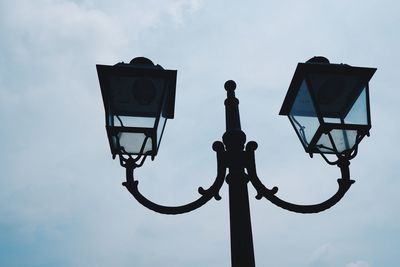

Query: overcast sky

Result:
[1,0,399,266]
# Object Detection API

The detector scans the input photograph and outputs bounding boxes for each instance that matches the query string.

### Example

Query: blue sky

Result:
[0,0,399,266]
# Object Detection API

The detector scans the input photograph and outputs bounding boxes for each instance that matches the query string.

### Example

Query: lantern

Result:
[97,57,177,159]
[280,56,376,155]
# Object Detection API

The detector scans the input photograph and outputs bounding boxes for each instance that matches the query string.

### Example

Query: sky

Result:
[0,0,399,266]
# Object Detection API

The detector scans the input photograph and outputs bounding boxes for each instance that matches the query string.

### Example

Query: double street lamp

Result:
[96,56,376,266]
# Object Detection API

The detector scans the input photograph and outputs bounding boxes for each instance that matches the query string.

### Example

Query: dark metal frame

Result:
[120,80,359,267]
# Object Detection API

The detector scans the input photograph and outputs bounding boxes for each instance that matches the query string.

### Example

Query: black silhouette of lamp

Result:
[96,57,177,161]
[280,56,376,159]
[96,56,376,267]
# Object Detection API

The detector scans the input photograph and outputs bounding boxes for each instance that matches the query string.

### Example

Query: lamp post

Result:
[96,56,376,267]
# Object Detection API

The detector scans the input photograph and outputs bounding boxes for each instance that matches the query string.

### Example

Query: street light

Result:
[280,56,374,158]
[96,57,177,162]
[96,56,376,267]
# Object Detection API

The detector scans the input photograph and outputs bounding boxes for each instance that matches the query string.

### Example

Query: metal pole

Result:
[223,80,256,267]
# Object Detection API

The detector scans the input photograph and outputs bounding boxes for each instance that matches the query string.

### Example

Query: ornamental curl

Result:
[245,142,355,214]
[122,141,227,215]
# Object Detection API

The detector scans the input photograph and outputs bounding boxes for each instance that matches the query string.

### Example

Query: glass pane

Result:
[308,73,363,119]
[155,91,168,150]
[290,115,319,147]
[289,79,319,147]
[290,80,316,117]
[108,76,165,117]
[323,117,341,123]
[330,129,357,153]
[315,133,335,153]
[344,87,368,125]
[112,132,152,154]
[316,129,358,154]
[113,115,155,128]
[107,112,114,126]
[157,116,166,147]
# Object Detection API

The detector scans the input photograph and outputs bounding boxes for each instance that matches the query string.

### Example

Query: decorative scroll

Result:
[245,141,355,214]
[122,141,226,215]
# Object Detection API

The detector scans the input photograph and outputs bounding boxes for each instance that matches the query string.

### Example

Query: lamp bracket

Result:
[122,141,227,214]
[245,141,355,214]
[318,132,364,165]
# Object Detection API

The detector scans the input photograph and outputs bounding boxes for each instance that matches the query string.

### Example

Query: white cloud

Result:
[308,243,336,266]
[0,0,400,266]
[345,260,371,267]
[167,0,203,24]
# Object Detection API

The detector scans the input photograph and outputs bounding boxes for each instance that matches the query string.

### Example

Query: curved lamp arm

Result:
[122,142,227,215]
[245,141,355,214]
